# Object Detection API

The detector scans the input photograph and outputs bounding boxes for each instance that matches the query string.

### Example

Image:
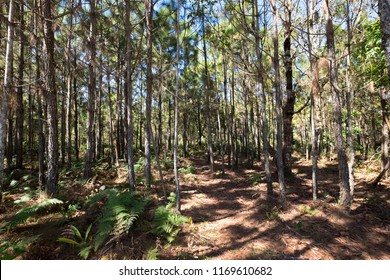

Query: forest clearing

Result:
[1,0,390,260]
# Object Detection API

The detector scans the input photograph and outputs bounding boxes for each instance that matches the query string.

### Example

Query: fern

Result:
[3,198,63,230]
[85,190,151,251]
[151,193,188,243]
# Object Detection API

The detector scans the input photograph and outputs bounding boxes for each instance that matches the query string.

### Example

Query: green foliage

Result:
[3,198,63,230]
[145,247,159,260]
[299,204,319,216]
[178,165,196,174]
[65,203,81,219]
[58,224,93,259]
[0,236,41,260]
[85,189,151,251]
[151,193,189,243]
[248,173,262,185]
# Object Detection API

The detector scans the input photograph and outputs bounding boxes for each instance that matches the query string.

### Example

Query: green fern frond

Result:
[4,198,63,230]
[87,190,151,251]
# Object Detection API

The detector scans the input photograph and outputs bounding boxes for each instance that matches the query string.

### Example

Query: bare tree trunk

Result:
[174,0,181,211]
[325,0,351,209]
[254,0,272,195]
[271,0,286,203]
[346,0,355,198]
[73,54,79,161]
[84,0,97,179]
[144,0,153,188]
[381,93,389,177]
[66,8,73,170]
[0,0,15,188]
[202,9,214,173]
[15,1,25,169]
[282,0,295,173]
[42,0,59,195]
[125,0,136,191]
[306,0,321,200]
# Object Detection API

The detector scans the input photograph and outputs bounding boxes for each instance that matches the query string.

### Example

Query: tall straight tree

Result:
[15,1,25,169]
[125,0,136,191]
[84,0,97,179]
[202,5,214,173]
[144,0,153,188]
[306,0,320,200]
[0,0,15,188]
[324,0,351,209]
[174,0,181,211]
[270,0,286,203]
[42,0,59,195]
[282,0,295,172]
[253,0,272,195]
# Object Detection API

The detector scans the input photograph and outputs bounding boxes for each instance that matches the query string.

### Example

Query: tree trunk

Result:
[282,0,295,173]
[42,0,59,196]
[125,0,136,191]
[84,0,97,179]
[0,0,15,188]
[144,0,153,188]
[15,1,25,169]
[306,0,321,201]
[254,0,272,194]
[271,0,286,203]
[381,95,389,177]
[346,0,355,197]
[202,10,214,173]
[174,0,181,210]
[325,0,351,209]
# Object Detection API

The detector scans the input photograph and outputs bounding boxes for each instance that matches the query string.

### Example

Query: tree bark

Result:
[15,1,25,169]
[42,0,59,195]
[282,0,295,173]
[144,0,153,188]
[325,0,351,209]
[254,0,272,195]
[84,0,97,179]
[0,0,15,188]
[271,0,286,203]
[125,0,136,191]
[202,9,214,173]
[174,0,181,211]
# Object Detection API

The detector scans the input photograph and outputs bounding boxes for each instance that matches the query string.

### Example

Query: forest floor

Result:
[1,155,389,260]
[161,156,390,260]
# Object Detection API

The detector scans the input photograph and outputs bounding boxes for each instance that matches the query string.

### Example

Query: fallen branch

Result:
[369,161,390,187]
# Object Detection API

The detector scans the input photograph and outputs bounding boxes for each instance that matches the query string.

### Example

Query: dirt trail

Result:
[162,158,390,260]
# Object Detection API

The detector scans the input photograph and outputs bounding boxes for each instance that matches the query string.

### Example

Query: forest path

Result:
[162,157,390,260]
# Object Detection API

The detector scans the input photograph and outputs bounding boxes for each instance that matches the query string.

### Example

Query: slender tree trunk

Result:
[66,10,73,170]
[381,94,389,177]
[15,1,25,169]
[107,69,115,167]
[125,0,136,191]
[271,0,286,202]
[144,0,153,188]
[282,0,295,173]
[42,0,59,195]
[306,0,320,200]
[346,0,355,197]
[84,0,97,179]
[0,0,15,188]
[254,0,272,195]
[202,10,214,173]
[174,0,181,211]
[73,54,79,161]
[325,0,351,209]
